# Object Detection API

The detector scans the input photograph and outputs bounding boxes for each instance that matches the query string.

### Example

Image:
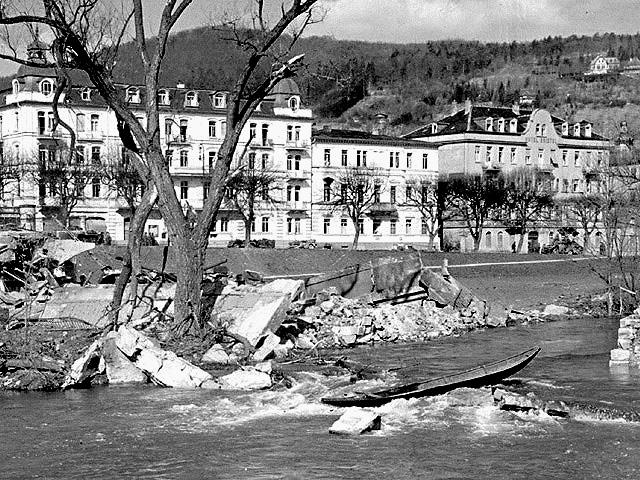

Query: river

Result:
[2,317,639,479]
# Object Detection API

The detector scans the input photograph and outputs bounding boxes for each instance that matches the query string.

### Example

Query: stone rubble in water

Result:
[329,407,382,435]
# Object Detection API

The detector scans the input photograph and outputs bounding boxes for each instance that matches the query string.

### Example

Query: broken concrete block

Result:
[202,344,231,364]
[219,368,272,390]
[62,339,104,389]
[255,360,273,374]
[296,333,316,350]
[610,348,631,363]
[116,326,212,388]
[201,379,222,389]
[260,279,305,302]
[419,269,460,306]
[273,344,290,359]
[253,333,281,362]
[41,285,114,328]
[320,300,335,314]
[371,254,423,299]
[101,335,147,385]
[542,304,569,316]
[329,407,382,435]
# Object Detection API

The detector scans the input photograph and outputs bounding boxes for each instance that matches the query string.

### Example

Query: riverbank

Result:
[0,247,609,392]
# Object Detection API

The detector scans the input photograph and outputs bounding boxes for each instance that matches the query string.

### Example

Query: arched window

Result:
[212,92,225,108]
[40,79,53,96]
[185,91,198,107]
[81,88,91,101]
[485,231,492,249]
[126,87,140,103]
[288,96,300,111]
[157,89,169,105]
[11,79,19,95]
[497,231,504,250]
[323,178,333,202]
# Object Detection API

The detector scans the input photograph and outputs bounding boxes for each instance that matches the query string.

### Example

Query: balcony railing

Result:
[249,138,274,148]
[286,200,309,211]
[166,134,192,145]
[285,139,310,149]
[77,130,104,141]
[284,169,308,179]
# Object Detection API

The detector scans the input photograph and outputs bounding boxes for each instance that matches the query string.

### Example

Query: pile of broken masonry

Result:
[1,243,556,392]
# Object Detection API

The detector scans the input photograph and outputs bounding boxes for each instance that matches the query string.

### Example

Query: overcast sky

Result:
[2,0,640,76]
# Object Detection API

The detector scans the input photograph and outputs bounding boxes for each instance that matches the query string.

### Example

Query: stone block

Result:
[62,339,103,389]
[419,269,460,306]
[253,333,281,362]
[202,344,231,364]
[610,348,631,362]
[219,368,272,390]
[329,407,381,435]
[320,300,335,314]
[618,327,635,339]
[295,333,316,350]
[260,279,305,302]
[618,338,632,350]
[542,304,569,316]
[101,336,147,385]
[227,294,289,346]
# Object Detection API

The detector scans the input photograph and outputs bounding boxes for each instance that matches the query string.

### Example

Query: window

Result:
[341,150,348,166]
[126,87,140,103]
[286,185,292,201]
[208,120,216,138]
[261,154,268,169]
[81,88,91,101]
[289,96,299,110]
[358,219,364,234]
[287,155,293,170]
[180,150,188,167]
[76,113,85,132]
[485,231,492,248]
[572,179,579,192]
[323,180,332,202]
[324,149,331,166]
[165,119,172,139]
[40,80,53,96]
[294,125,300,141]
[47,112,54,132]
[262,217,269,233]
[220,217,228,232]
[294,154,301,171]
[422,153,428,169]
[90,114,99,132]
[157,89,169,105]
[373,219,382,234]
[525,148,531,165]
[421,217,429,235]
[185,91,198,107]
[75,146,85,164]
[341,218,348,235]
[262,124,269,145]
[323,218,330,235]
[249,123,257,140]
[575,151,580,166]
[203,182,210,200]
[373,184,381,203]
[511,147,517,164]
[287,218,292,233]
[220,121,227,136]
[14,111,19,131]
[92,178,101,198]
[356,150,362,167]
[180,181,188,199]
[362,150,367,167]
[486,146,492,163]
[498,147,504,163]
[538,150,544,165]
[405,186,412,202]
[406,152,412,169]
[390,219,397,235]
[294,185,301,201]
[12,79,19,95]
[405,218,412,235]
[166,149,173,166]
[213,93,225,108]
[287,125,294,141]
[37,111,45,134]
[390,185,397,204]
[91,146,100,164]
[341,183,348,200]
[475,146,481,163]
[179,119,188,142]
[248,152,256,169]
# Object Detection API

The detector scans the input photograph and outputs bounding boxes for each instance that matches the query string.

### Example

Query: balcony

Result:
[37,129,64,140]
[285,139,310,149]
[249,138,274,148]
[482,161,502,172]
[166,134,192,145]
[286,200,310,212]
[77,130,104,141]
[285,169,309,180]
[369,202,398,216]
[538,164,554,173]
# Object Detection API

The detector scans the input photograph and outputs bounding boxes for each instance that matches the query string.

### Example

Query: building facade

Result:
[405,103,611,252]
[311,129,439,249]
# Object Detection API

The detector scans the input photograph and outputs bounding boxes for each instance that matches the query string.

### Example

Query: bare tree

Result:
[500,167,555,253]
[559,193,603,252]
[326,165,384,249]
[405,175,439,249]
[225,153,282,247]
[34,141,104,228]
[443,173,505,251]
[0,1,321,334]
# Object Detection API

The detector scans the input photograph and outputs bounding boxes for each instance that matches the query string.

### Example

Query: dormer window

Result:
[573,123,581,136]
[81,88,91,101]
[212,92,225,108]
[497,118,505,132]
[11,79,19,95]
[40,79,54,97]
[541,125,547,137]
[430,123,438,134]
[185,91,199,107]
[561,122,569,135]
[126,87,140,103]
[485,117,493,131]
[509,118,517,133]
[157,89,169,106]
[585,123,592,137]
[535,124,541,136]
[288,96,300,111]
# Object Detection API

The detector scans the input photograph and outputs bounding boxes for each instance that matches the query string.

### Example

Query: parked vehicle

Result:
[288,239,317,249]
[227,238,275,248]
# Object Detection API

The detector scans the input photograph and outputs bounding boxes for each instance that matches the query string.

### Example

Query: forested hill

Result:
[107,28,640,135]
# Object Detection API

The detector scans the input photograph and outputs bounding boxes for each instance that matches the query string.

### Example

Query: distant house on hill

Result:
[586,55,620,76]
[622,57,640,77]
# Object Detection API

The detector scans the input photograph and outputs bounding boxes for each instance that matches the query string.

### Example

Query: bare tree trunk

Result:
[516,231,526,253]
[110,186,157,327]
[243,218,253,248]
[172,235,206,336]
[351,220,360,249]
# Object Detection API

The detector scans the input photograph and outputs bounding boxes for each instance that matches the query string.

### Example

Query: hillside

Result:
[9,27,640,138]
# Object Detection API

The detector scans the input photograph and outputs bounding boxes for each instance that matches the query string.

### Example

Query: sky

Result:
[2,0,640,76]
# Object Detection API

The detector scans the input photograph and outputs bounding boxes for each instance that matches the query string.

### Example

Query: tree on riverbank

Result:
[0,1,321,333]
[404,175,440,249]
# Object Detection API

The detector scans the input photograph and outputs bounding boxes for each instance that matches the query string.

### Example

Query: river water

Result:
[2,317,640,479]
